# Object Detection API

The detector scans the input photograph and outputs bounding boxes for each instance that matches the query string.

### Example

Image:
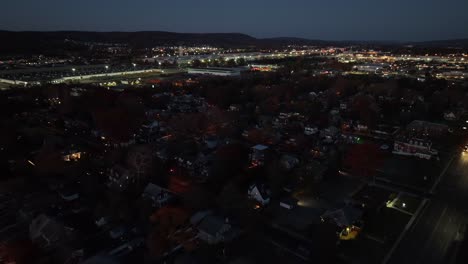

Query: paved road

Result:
[388,154,468,264]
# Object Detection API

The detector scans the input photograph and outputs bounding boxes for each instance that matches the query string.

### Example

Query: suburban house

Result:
[62,150,82,162]
[304,126,319,136]
[247,183,271,206]
[107,165,136,191]
[197,216,231,244]
[321,206,363,241]
[321,206,363,228]
[29,214,68,249]
[191,211,240,244]
[280,154,300,171]
[320,126,340,143]
[142,183,173,208]
[175,153,212,180]
[250,144,269,167]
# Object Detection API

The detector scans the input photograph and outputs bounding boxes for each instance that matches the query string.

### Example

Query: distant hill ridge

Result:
[0,30,467,54]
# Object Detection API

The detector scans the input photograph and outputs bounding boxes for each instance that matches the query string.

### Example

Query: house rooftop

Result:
[252,144,269,151]
[197,215,227,236]
[190,210,213,226]
[322,206,363,227]
[142,183,165,197]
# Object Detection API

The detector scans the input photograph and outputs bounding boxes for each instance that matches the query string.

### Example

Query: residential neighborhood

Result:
[1,31,468,264]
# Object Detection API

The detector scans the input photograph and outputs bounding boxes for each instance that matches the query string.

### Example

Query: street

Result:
[387,153,468,264]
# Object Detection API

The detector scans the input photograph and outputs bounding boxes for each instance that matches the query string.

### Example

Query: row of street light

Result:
[71,64,142,73]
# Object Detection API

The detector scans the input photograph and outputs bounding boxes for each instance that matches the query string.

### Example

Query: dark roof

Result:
[322,206,363,227]
[249,183,271,200]
[142,183,164,197]
[197,215,227,236]
[252,144,269,151]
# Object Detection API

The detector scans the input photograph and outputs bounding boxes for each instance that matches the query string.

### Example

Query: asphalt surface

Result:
[387,153,468,264]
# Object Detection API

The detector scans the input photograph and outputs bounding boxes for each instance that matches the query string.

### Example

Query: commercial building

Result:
[353,63,388,73]
[393,137,438,160]
[187,67,243,77]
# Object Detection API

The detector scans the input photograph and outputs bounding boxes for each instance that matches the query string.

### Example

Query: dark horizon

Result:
[1,29,468,43]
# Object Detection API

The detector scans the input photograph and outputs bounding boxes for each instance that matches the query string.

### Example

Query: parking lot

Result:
[376,153,448,191]
[337,184,424,264]
[0,64,168,84]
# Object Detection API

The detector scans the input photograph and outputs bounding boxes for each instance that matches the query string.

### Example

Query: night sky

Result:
[2,0,468,41]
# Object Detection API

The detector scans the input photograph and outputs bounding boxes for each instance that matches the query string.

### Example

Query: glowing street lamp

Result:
[105,65,109,70]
